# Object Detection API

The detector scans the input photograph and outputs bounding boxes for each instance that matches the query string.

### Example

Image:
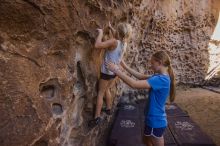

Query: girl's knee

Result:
[152,136,164,146]
[105,88,110,94]
[97,94,104,101]
[98,90,106,97]
[98,80,109,92]
[143,136,153,146]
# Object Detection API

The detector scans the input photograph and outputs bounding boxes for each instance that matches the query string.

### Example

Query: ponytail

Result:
[168,65,176,102]
[152,51,176,102]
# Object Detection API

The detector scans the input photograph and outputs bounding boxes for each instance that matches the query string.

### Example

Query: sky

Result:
[211,12,220,40]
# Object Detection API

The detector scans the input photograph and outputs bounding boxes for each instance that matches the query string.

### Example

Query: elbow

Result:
[94,43,102,49]
[94,44,100,49]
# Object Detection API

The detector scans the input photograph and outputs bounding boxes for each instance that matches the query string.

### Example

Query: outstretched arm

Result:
[108,22,117,37]
[94,29,117,49]
[120,61,150,80]
[107,62,151,89]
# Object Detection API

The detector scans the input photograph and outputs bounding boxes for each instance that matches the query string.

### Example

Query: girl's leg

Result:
[95,79,109,118]
[105,79,115,110]
[105,89,111,110]
[144,136,153,146]
[151,136,164,146]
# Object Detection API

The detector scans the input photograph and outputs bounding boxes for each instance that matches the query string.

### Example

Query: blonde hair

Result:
[117,23,132,42]
[152,51,176,102]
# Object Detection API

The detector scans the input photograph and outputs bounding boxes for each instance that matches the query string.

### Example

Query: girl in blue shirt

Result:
[107,51,176,146]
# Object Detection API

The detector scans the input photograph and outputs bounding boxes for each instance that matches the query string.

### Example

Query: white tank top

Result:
[101,40,127,75]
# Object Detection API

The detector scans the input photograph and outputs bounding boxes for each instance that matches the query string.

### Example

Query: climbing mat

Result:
[168,117,216,146]
[165,103,189,117]
[202,86,220,94]
[115,144,145,146]
[108,103,142,145]
[137,99,147,118]
[117,104,140,118]
[167,103,216,146]
[108,101,216,146]
[164,128,177,146]
[108,116,142,145]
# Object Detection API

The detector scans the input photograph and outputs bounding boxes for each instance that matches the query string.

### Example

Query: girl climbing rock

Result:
[107,51,176,146]
[88,22,132,128]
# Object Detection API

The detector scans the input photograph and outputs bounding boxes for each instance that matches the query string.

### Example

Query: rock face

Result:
[128,0,220,85]
[0,0,219,146]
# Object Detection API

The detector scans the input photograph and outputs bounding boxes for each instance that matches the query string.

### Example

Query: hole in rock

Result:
[52,103,63,115]
[76,31,94,44]
[33,140,48,146]
[39,78,60,100]
[40,85,55,100]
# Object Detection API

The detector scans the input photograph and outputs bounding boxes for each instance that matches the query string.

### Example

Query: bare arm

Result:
[108,22,117,37]
[107,62,151,89]
[120,61,150,80]
[94,29,117,49]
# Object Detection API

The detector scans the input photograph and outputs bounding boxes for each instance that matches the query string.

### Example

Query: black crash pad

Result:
[140,117,145,135]
[108,116,142,146]
[168,117,216,146]
[137,99,148,118]
[165,103,188,117]
[164,127,177,146]
[136,99,148,109]
[116,144,145,146]
[117,103,140,118]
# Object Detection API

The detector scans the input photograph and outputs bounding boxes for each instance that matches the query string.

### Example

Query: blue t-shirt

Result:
[145,74,170,128]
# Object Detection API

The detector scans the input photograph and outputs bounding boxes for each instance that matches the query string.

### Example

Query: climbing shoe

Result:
[88,117,102,128]
[102,108,113,115]
[105,109,112,115]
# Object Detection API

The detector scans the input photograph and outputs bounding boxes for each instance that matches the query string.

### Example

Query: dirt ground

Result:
[175,88,220,146]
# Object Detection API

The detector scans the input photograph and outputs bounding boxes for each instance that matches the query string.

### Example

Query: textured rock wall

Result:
[126,0,220,85]
[0,1,128,146]
[0,0,219,146]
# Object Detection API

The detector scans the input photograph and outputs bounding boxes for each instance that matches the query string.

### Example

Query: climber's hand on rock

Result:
[108,21,113,28]
[97,28,103,34]
[108,21,116,34]
[106,62,120,73]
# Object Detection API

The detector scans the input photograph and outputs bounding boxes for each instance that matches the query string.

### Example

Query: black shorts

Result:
[144,125,166,138]
[100,73,116,80]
